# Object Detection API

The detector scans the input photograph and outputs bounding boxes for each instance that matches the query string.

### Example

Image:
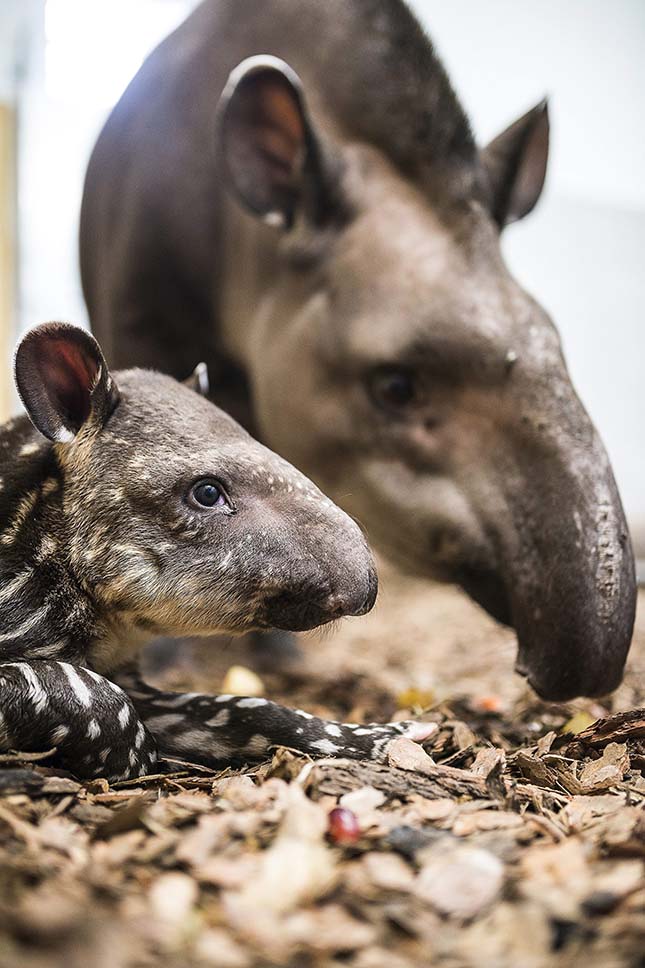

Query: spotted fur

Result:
[0,323,429,781]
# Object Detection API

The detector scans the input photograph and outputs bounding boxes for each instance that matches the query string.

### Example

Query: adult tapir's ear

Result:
[482,99,549,228]
[182,361,209,397]
[217,55,328,229]
[14,322,120,442]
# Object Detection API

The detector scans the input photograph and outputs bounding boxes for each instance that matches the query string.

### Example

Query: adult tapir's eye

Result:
[188,478,232,511]
[367,366,418,412]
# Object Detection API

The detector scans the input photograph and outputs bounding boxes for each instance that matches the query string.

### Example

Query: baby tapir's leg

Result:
[116,666,433,766]
[0,661,159,782]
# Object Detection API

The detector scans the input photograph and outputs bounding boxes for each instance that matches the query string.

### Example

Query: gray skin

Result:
[79,0,636,701]
[0,322,432,782]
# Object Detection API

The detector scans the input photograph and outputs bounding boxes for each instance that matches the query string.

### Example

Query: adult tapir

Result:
[80,0,636,701]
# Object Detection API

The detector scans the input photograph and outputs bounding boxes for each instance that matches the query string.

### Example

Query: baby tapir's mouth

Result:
[262,571,378,632]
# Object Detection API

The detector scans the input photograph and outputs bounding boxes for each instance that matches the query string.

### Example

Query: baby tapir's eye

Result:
[188,479,232,511]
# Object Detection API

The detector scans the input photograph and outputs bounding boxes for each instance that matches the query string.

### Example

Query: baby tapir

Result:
[0,322,431,781]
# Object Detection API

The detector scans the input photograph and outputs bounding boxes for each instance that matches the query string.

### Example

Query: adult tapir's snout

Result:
[471,382,636,702]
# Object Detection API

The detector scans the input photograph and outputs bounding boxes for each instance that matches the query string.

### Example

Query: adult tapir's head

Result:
[215,35,636,702]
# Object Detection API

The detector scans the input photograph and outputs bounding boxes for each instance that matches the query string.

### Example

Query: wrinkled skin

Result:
[80,0,636,699]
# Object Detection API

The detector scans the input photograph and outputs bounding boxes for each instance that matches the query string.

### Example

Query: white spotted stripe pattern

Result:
[51,724,70,744]
[58,662,92,706]
[205,709,230,727]
[2,662,48,713]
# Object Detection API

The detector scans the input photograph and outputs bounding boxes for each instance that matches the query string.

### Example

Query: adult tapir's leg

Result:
[115,666,434,766]
[0,661,159,781]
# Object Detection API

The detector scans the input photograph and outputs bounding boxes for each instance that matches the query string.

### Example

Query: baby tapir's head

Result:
[14,323,377,644]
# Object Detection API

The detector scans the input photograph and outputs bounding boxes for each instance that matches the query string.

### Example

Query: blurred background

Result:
[0,0,643,556]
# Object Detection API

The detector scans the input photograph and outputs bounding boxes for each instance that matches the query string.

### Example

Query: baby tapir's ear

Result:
[14,322,120,442]
[182,361,209,397]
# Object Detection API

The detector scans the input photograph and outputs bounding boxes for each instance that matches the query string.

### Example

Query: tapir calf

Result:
[0,323,431,781]
[80,0,636,699]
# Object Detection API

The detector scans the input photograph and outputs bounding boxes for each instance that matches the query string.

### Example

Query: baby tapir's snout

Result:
[261,556,378,631]
[260,513,378,631]
[230,456,378,632]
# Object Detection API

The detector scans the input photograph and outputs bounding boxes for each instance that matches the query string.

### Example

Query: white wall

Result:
[15,0,197,337]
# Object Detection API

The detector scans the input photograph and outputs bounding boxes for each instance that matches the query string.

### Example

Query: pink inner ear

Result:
[53,340,98,386]
[37,336,98,428]
[259,82,304,161]
[244,77,305,185]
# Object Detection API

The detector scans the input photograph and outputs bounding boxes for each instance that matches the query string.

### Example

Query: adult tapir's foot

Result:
[115,669,436,767]
[0,661,159,782]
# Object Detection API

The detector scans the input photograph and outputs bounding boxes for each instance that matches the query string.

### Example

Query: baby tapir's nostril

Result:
[329,565,378,617]
[263,563,378,632]
[321,560,378,620]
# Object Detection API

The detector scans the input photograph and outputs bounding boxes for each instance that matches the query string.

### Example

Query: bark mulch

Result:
[1,580,643,967]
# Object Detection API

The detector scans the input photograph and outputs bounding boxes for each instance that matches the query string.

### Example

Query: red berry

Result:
[327,807,361,845]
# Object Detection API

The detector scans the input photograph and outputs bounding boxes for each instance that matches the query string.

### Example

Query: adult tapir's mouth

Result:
[457,524,635,702]
[455,564,513,627]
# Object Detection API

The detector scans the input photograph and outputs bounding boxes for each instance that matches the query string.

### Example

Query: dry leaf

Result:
[578,743,630,793]
[339,785,386,818]
[174,813,234,867]
[212,774,261,809]
[520,838,592,919]
[361,852,415,891]
[562,710,597,734]
[283,903,377,952]
[471,747,506,778]
[148,871,198,924]
[452,809,524,837]
[196,854,259,889]
[193,928,251,967]
[387,737,436,773]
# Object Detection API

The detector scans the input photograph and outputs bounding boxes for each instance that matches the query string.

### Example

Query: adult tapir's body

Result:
[80,0,636,701]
